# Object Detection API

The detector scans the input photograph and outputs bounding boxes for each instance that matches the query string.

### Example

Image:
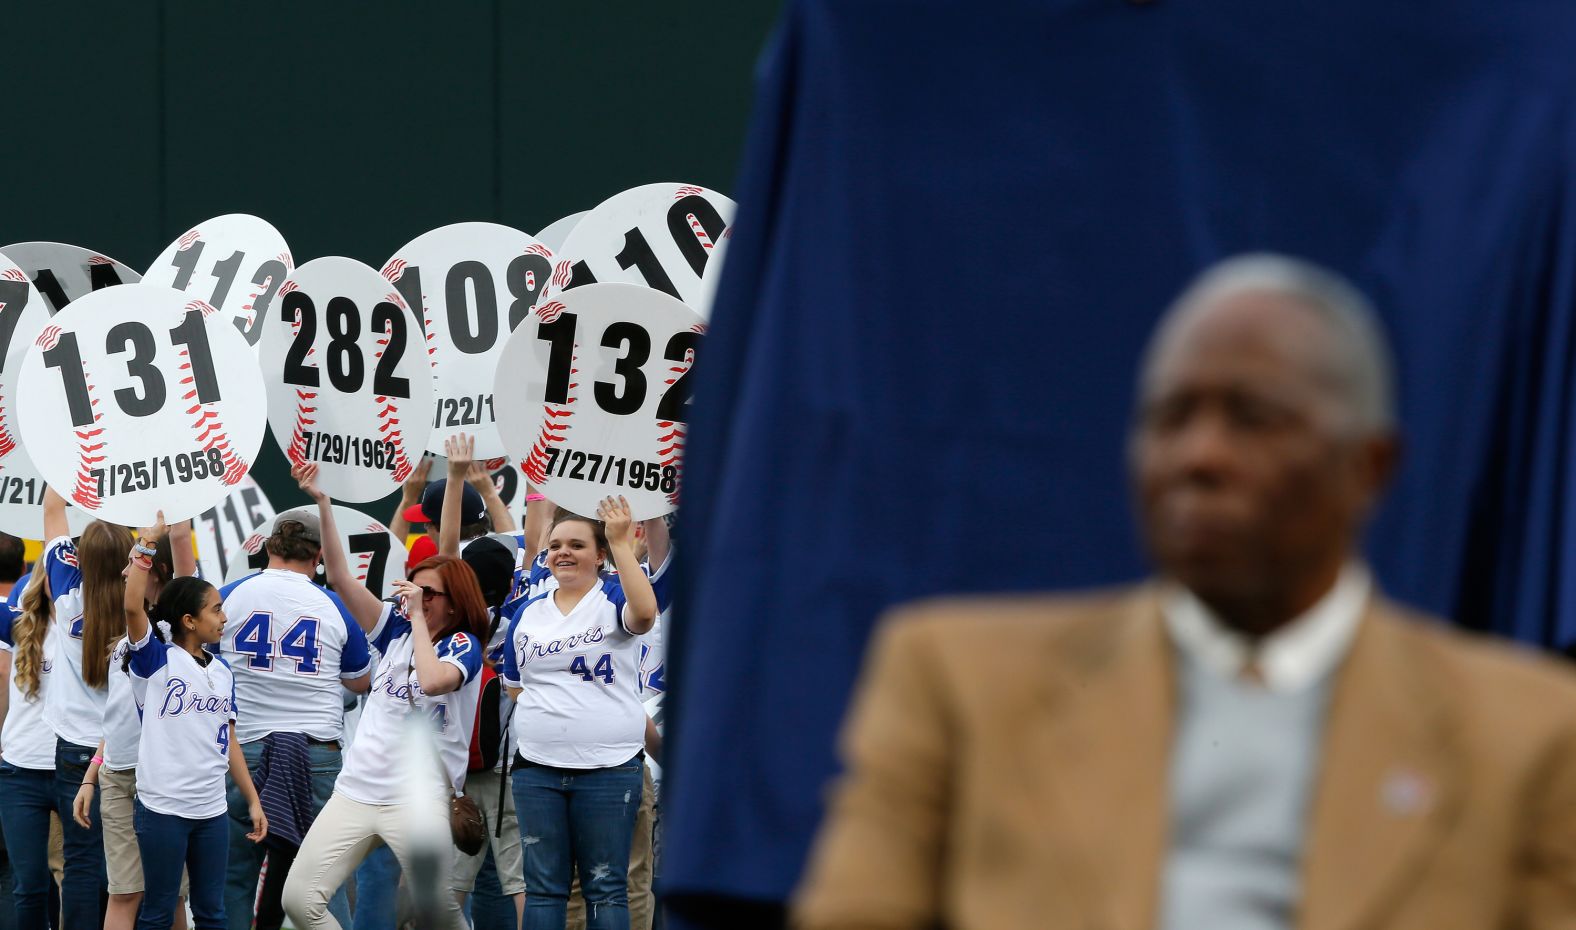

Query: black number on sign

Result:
[346,531,391,599]
[208,251,243,312]
[565,261,596,290]
[568,451,587,480]
[392,265,424,332]
[41,315,221,428]
[614,229,680,300]
[106,321,166,417]
[243,260,288,346]
[0,280,31,375]
[506,253,552,330]
[325,297,363,392]
[595,322,650,415]
[370,302,411,398]
[446,261,498,355]
[281,291,319,386]
[169,239,205,290]
[31,270,70,312]
[655,330,701,422]
[491,463,518,504]
[667,195,729,277]
[536,312,577,404]
[89,262,125,293]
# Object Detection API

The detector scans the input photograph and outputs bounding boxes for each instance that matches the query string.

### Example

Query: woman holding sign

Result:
[500,497,670,930]
[283,464,488,930]
[123,514,267,930]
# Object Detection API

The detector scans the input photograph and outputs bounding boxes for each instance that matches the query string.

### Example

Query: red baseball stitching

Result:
[179,317,249,486]
[381,259,406,283]
[354,522,380,585]
[524,244,552,258]
[520,300,575,485]
[375,294,415,483]
[674,186,702,199]
[177,230,200,251]
[0,393,16,461]
[49,327,107,510]
[686,214,714,252]
[281,281,318,467]
[87,256,112,266]
[241,532,265,555]
[551,260,573,291]
[3,268,28,282]
[186,299,218,318]
[656,322,704,506]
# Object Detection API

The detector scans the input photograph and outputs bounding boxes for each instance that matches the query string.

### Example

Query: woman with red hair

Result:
[281,464,489,930]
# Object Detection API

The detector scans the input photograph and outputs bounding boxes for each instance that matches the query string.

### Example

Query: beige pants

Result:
[100,767,191,897]
[450,769,526,895]
[282,791,466,930]
[567,763,656,930]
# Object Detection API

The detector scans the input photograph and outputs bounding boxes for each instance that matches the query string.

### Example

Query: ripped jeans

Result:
[511,753,644,930]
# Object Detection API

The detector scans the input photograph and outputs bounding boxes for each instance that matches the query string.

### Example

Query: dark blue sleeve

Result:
[127,631,170,678]
[371,600,412,654]
[42,537,81,603]
[0,606,13,647]
[324,590,372,677]
[436,630,483,684]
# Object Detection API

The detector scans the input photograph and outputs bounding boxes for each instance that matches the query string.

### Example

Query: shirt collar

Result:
[1161,563,1371,693]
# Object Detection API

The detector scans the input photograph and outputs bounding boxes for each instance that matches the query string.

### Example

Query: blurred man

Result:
[794,255,1576,929]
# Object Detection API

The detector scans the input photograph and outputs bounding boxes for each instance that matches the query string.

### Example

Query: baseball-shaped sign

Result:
[0,241,140,314]
[143,214,294,350]
[194,476,275,582]
[557,183,734,318]
[494,283,703,520]
[260,257,434,503]
[535,211,587,252]
[15,283,268,526]
[0,252,91,537]
[222,505,404,600]
[381,223,559,458]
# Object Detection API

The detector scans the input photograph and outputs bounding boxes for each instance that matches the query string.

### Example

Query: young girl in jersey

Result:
[38,487,135,928]
[0,569,57,930]
[501,496,668,930]
[282,464,489,930]
[123,515,267,930]
[74,523,196,930]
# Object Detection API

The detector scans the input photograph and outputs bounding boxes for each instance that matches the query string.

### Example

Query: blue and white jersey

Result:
[501,556,672,769]
[334,602,483,804]
[41,536,109,747]
[218,569,373,743]
[0,575,57,770]
[128,630,237,819]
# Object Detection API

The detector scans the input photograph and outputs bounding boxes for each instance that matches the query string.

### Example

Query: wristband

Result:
[129,555,152,572]
[525,493,546,502]
[80,782,96,790]
[133,542,157,557]
[91,755,103,765]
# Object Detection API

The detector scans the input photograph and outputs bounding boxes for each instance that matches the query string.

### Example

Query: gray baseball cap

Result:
[271,508,323,545]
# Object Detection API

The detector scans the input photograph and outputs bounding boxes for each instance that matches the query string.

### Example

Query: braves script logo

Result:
[518,623,605,664]
[176,229,201,251]
[656,322,704,505]
[280,281,317,467]
[158,676,234,718]
[375,295,415,482]
[178,310,249,486]
[520,300,573,485]
[36,325,109,510]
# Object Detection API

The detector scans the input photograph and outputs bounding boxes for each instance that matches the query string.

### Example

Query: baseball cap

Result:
[270,508,323,546]
[402,479,488,525]
[460,534,519,609]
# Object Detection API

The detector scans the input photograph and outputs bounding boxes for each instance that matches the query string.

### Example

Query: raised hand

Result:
[292,462,328,503]
[444,433,474,480]
[138,510,169,544]
[597,496,634,547]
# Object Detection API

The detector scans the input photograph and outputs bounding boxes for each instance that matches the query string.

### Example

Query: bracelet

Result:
[525,493,546,502]
[133,542,157,557]
[128,555,152,572]
[91,754,103,765]
[80,782,96,790]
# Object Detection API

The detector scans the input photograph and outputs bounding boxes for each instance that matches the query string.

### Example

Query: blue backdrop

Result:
[662,0,1576,921]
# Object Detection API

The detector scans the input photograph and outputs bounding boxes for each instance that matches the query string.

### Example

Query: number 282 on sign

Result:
[91,449,226,497]
[543,447,676,494]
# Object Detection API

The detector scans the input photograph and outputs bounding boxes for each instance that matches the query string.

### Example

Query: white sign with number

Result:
[381,223,559,458]
[0,241,140,314]
[261,257,434,503]
[194,476,275,582]
[222,505,404,600]
[143,214,294,351]
[15,284,267,526]
[535,211,586,252]
[0,252,90,538]
[557,183,734,318]
[494,283,703,520]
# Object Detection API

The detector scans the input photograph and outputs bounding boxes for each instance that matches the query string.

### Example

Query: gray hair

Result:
[1150,253,1397,432]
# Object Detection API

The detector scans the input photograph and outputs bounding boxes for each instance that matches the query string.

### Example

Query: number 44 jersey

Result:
[218,568,373,743]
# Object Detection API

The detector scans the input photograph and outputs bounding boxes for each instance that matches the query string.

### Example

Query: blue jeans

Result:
[0,763,54,930]
[351,844,399,930]
[135,802,227,929]
[470,844,517,930]
[53,740,105,930]
[512,755,643,930]
[226,739,352,930]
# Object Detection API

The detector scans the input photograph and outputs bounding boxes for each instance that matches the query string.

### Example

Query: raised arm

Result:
[524,487,552,555]
[600,496,657,635]
[168,518,197,579]
[389,579,463,696]
[43,485,69,543]
[294,464,382,632]
[471,462,516,533]
[641,516,670,572]
[124,513,168,647]
[389,455,432,542]
[439,434,473,556]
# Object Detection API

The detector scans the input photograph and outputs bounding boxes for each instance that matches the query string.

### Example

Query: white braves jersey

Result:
[0,576,57,770]
[501,558,672,769]
[41,536,108,747]
[218,570,372,743]
[128,629,237,819]
[105,637,140,770]
[335,602,482,805]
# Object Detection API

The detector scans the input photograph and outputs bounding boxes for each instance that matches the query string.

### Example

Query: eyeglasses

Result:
[419,586,449,601]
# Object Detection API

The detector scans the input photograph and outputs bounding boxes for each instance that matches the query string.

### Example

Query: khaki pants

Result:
[100,767,191,897]
[567,763,655,930]
[282,791,466,930]
[450,769,525,895]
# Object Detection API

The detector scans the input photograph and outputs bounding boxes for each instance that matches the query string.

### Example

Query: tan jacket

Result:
[793,587,1576,930]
